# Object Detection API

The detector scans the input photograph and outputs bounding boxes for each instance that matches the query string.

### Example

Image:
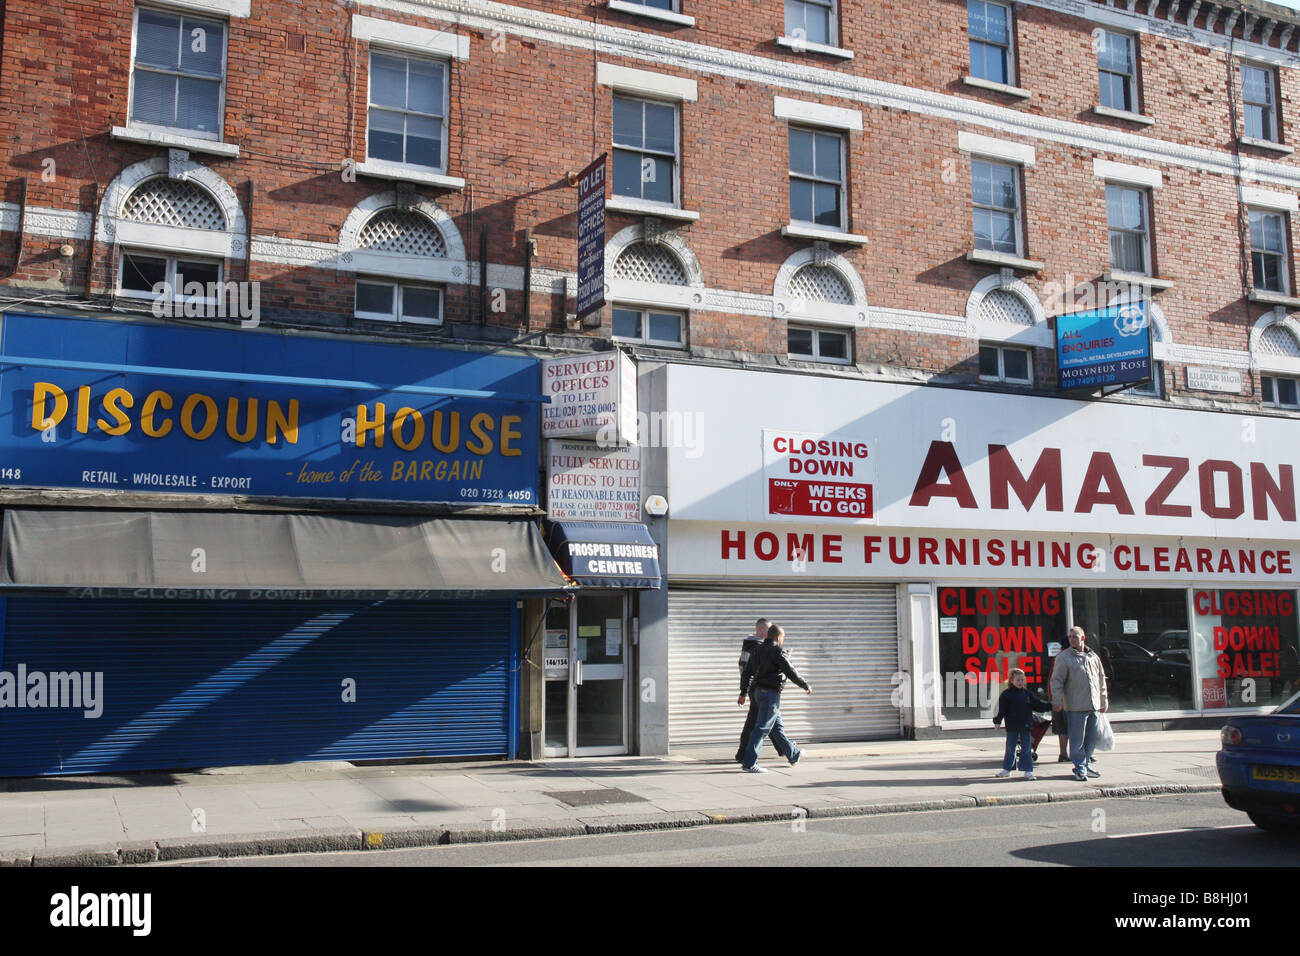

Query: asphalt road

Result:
[176,792,1299,867]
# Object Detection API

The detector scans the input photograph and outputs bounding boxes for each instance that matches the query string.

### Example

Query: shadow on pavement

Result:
[0,771,185,792]
[1010,826,1300,866]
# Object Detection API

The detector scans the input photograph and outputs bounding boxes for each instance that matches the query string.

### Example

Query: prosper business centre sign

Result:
[1056,301,1152,390]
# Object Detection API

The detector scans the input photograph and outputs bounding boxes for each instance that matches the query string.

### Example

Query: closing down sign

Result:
[763,429,876,523]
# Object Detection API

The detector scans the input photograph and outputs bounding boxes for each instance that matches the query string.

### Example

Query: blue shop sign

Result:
[0,313,543,506]
[1055,301,1153,391]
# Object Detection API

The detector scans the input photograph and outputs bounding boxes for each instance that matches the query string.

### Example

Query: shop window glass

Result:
[936,586,1065,720]
[1192,589,1300,710]
[1071,588,1193,712]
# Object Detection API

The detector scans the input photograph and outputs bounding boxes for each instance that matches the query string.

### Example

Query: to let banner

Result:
[575,154,607,320]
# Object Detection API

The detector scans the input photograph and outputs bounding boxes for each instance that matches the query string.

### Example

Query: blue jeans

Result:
[1003,728,1034,771]
[742,688,801,769]
[1067,710,1099,775]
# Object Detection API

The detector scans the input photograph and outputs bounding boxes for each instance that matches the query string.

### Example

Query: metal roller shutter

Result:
[668,583,900,747]
[0,597,514,777]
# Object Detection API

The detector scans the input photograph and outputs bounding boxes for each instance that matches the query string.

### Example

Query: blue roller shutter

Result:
[0,597,515,777]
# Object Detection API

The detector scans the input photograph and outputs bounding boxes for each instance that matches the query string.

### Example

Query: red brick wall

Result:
[1,0,1297,404]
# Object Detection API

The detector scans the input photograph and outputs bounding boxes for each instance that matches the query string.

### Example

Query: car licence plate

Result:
[1251,765,1300,783]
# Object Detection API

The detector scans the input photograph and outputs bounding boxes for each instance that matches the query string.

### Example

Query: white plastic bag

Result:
[1096,712,1116,752]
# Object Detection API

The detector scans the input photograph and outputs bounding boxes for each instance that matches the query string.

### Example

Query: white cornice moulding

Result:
[1241,186,1299,212]
[596,62,698,101]
[958,131,1036,166]
[352,14,470,59]
[773,96,862,131]
[149,0,250,18]
[1020,0,1300,69]
[1093,159,1163,189]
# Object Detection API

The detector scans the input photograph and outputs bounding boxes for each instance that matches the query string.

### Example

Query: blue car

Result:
[1217,689,1300,833]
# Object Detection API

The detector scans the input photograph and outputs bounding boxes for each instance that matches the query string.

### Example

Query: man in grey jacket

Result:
[1050,626,1109,781]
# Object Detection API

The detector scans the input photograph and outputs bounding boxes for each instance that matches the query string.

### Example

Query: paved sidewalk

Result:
[0,730,1223,865]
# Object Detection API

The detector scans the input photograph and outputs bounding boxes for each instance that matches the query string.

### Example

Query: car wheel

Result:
[1247,810,1300,834]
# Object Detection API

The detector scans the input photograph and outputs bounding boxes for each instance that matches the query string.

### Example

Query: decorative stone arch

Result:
[773,248,868,327]
[1250,309,1300,374]
[336,191,467,285]
[964,271,1049,345]
[98,156,246,256]
[604,224,704,288]
[338,191,466,262]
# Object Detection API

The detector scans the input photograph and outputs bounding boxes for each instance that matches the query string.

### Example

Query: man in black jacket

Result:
[738,623,813,772]
[735,617,778,763]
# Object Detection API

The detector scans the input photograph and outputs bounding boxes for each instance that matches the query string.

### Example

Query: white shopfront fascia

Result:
[664,364,1300,730]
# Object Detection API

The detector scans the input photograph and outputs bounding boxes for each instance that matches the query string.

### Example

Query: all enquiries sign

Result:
[1055,300,1153,391]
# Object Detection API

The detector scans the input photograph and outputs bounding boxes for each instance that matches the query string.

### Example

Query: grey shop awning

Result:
[0,509,573,597]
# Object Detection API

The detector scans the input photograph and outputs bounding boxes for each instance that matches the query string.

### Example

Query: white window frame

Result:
[1128,363,1162,398]
[788,125,846,232]
[610,304,685,348]
[785,0,837,48]
[1249,208,1291,295]
[971,159,1023,258]
[1105,183,1152,277]
[354,278,444,326]
[978,342,1032,384]
[788,324,851,364]
[128,5,228,142]
[1262,374,1300,409]
[117,249,224,305]
[365,48,451,176]
[967,0,1015,87]
[1097,29,1138,114]
[1242,62,1280,143]
[607,0,694,25]
[611,94,681,209]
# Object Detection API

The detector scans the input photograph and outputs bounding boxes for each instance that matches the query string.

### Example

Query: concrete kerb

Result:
[700,804,804,824]
[34,783,1223,864]
[444,819,587,844]
[155,828,362,861]
[801,797,979,819]
[33,843,120,867]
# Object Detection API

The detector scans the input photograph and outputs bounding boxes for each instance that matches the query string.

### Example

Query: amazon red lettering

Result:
[906,446,1297,522]
[1199,460,1244,519]
[908,441,977,508]
[989,445,1064,512]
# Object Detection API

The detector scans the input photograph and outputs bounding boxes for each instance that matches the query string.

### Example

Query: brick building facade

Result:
[3,0,1300,767]
[6,0,1300,398]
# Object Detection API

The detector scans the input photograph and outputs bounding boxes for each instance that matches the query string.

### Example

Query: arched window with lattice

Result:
[117,177,228,304]
[356,209,448,258]
[350,208,447,326]
[612,242,688,286]
[1257,323,1300,408]
[787,264,853,305]
[609,243,688,347]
